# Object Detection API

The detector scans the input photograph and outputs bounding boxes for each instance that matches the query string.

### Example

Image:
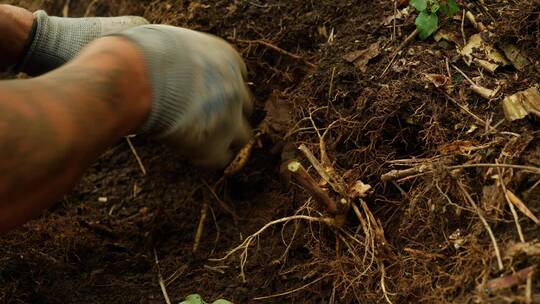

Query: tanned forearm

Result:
[0,37,151,233]
[0,5,33,70]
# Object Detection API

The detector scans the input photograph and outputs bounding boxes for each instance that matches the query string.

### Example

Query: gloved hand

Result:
[16,10,148,75]
[116,25,252,168]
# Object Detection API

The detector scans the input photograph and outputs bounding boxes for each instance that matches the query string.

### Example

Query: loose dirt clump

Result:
[1,0,539,303]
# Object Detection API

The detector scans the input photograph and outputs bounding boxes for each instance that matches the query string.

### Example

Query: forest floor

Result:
[1,0,539,303]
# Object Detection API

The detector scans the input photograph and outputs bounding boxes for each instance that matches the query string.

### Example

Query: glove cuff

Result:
[15,10,149,76]
[113,26,199,136]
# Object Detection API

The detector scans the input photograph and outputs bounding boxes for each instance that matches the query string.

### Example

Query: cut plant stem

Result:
[286,160,337,214]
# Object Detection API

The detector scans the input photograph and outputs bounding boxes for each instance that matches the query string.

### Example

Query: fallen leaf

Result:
[424,73,448,88]
[506,189,540,224]
[382,7,410,25]
[438,140,480,155]
[502,86,540,121]
[433,29,460,45]
[460,33,509,72]
[343,41,381,72]
[501,44,530,71]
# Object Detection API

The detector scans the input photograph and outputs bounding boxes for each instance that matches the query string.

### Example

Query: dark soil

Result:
[1,0,539,303]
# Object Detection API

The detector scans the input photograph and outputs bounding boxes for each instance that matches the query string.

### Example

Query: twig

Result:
[236,39,316,68]
[496,165,525,242]
[382,162,540,182]
[154,249,172,304]
[451,65,499,99]
[380,29,418,78]
[392,0,397,42]
[328,66,336,101]
[457,180,504,271]
[126,136,147,176]
[526,268,533,304]
[441,91,495,130]
[193,201,209,253]
[381,164,431,181]
[485,266,535,291]
[449,163,540,174]
[460,10,467,46]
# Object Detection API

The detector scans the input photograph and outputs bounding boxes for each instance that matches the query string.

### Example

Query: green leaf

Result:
[415,11,439,40]
[180,294,205,304]
[431,2,440,13]
[410,0,427,12]
[446,0,459,16]
[440,0,459,17]
[179,295,233,304]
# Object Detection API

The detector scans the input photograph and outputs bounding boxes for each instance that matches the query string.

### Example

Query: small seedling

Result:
[179,294,233,304]
[410,0,459,39]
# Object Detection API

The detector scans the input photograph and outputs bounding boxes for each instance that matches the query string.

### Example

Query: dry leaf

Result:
[460,33,509,72]
[501,44,530,71]
[502,86,540,121]
[434,29,460,45]
[438,140,480,155]
[382,7,410,25]
[343,41,381,72]
[424,73,448,88]
[506,189,540,224]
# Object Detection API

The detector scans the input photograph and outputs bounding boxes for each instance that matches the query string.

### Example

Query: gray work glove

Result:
[117,25,252,168]
[16,10,148,75]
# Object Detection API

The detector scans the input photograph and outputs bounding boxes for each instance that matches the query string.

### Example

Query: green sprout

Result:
[410,0,459,39]
[179,294,233,304]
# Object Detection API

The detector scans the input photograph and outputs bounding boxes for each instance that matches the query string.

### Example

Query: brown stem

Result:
[285,160,337,214]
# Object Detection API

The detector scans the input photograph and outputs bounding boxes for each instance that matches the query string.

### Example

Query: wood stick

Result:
[236,39,316,68]
[286,160,337,214]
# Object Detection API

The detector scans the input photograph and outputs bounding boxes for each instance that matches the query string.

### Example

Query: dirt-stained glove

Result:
[116,25,252,168]
[16,10,148,75]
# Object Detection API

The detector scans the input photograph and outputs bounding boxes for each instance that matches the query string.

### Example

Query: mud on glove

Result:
[116,25,252,168]
[16,10,148,75]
